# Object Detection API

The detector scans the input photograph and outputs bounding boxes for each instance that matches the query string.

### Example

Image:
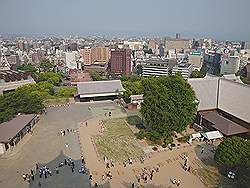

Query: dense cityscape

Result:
[0,0,250,188]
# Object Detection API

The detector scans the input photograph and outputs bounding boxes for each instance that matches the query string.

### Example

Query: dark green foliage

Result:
[240,76,250,85]
[214,137,250,168]
[121,75,143,103]
[237,157,250,188]
[135,64,143,75]
[127,115,143,126]
[190,64,208,78]
[37,72,61,86]
[141,75,197,137]
[55,87,77,98]
[0,86,44,123]
[177,135,189,143]
[135,130,147,140]
[39,59,53,72]
[90,71,103,81]
[190,69,204,78]
[17,63,37,73]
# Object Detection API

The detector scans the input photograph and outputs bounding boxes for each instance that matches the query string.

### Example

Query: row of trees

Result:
[214,136,250,187]
[0,81,77,123]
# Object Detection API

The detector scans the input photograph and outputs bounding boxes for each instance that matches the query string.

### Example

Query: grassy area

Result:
[193,161,234,187]
[94,118,145,163]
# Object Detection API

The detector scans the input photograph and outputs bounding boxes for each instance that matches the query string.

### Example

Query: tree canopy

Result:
[121,75,143,103]
[0,86,44,123]
[55,87,77,98]
[17,63,37,74]
[89,70,103,81]
[141,75,197,136]
[37,72,61,86]
[39,59,53,72]
[214,136,250,168]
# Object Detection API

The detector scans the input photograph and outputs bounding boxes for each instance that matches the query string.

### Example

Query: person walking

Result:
[201,147,204,154]
[177,180,181,186]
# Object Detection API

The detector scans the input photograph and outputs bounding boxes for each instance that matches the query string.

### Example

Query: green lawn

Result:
[94,118,145,163]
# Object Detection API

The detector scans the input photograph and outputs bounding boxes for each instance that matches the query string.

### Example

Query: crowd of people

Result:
[59,128,76,136]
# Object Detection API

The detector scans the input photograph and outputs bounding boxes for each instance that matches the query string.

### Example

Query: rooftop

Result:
[201,111,249,136]
[77,80,125,95]
[0,114,37,143]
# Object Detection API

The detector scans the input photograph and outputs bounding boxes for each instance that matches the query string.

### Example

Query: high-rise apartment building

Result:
[83,48,92,65]
[109,49,131,75]
[83,47,110,65]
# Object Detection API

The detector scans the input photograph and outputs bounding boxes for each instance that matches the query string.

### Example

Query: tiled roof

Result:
[0,114,36,143]
[77,80,125,95]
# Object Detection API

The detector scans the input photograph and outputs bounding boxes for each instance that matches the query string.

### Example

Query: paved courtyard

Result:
[0,102,100,188]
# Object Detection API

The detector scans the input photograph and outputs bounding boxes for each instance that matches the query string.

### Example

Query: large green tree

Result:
[214,137,250,168]
[141,75,197,136]
[37,72,61,86]
[39,59,53,72]
[89,70,103,81]
[17,63,37,74]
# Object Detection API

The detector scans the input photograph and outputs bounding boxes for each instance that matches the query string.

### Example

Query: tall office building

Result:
[109,49,131,75]
[176,33,181,39]
[142,58,169,77]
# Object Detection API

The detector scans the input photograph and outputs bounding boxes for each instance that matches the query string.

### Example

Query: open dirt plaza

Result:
[0,101,226,188]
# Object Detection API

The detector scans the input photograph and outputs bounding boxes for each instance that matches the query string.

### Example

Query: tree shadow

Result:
[194,143,217,166]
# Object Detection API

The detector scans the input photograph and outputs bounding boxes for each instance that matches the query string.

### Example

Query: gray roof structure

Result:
[188,77,250,123]
[201,111,249,136]
[77,80,125,96]
[188,77,219,111]
[0,114,36,143]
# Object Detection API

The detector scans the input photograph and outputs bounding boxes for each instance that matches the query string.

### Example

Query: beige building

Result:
[165,38,190,53]
[82,48,92,65]
[148,39,157,50]
[83,47,110,65]
[188,53,203,70]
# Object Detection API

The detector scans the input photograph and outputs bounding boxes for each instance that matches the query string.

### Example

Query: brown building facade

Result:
[109,49,131,75]
[83,47,110,65]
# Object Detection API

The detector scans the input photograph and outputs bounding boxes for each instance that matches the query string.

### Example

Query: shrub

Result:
[177,135,189,143]
[152,146,158,151]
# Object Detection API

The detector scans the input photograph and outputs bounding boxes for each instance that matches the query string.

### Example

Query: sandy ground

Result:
[78,118,207,188]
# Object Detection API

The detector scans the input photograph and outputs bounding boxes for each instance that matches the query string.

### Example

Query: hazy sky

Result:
[0,0,249,40]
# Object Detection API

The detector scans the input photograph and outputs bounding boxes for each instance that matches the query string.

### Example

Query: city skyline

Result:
[0,0,250,41]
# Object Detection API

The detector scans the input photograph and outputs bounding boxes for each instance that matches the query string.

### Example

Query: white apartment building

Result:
[172,63,193,79]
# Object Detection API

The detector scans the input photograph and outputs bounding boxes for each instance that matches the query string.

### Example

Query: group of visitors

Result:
[171,178,181,186]
[182,154,191,172]
[22,169,35,183]
[59,128,76,136]
[123,158,133,167]
[132,165,160,187]
[104,111,112,117]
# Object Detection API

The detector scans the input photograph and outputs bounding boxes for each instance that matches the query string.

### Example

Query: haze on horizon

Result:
[0,0,249,41]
